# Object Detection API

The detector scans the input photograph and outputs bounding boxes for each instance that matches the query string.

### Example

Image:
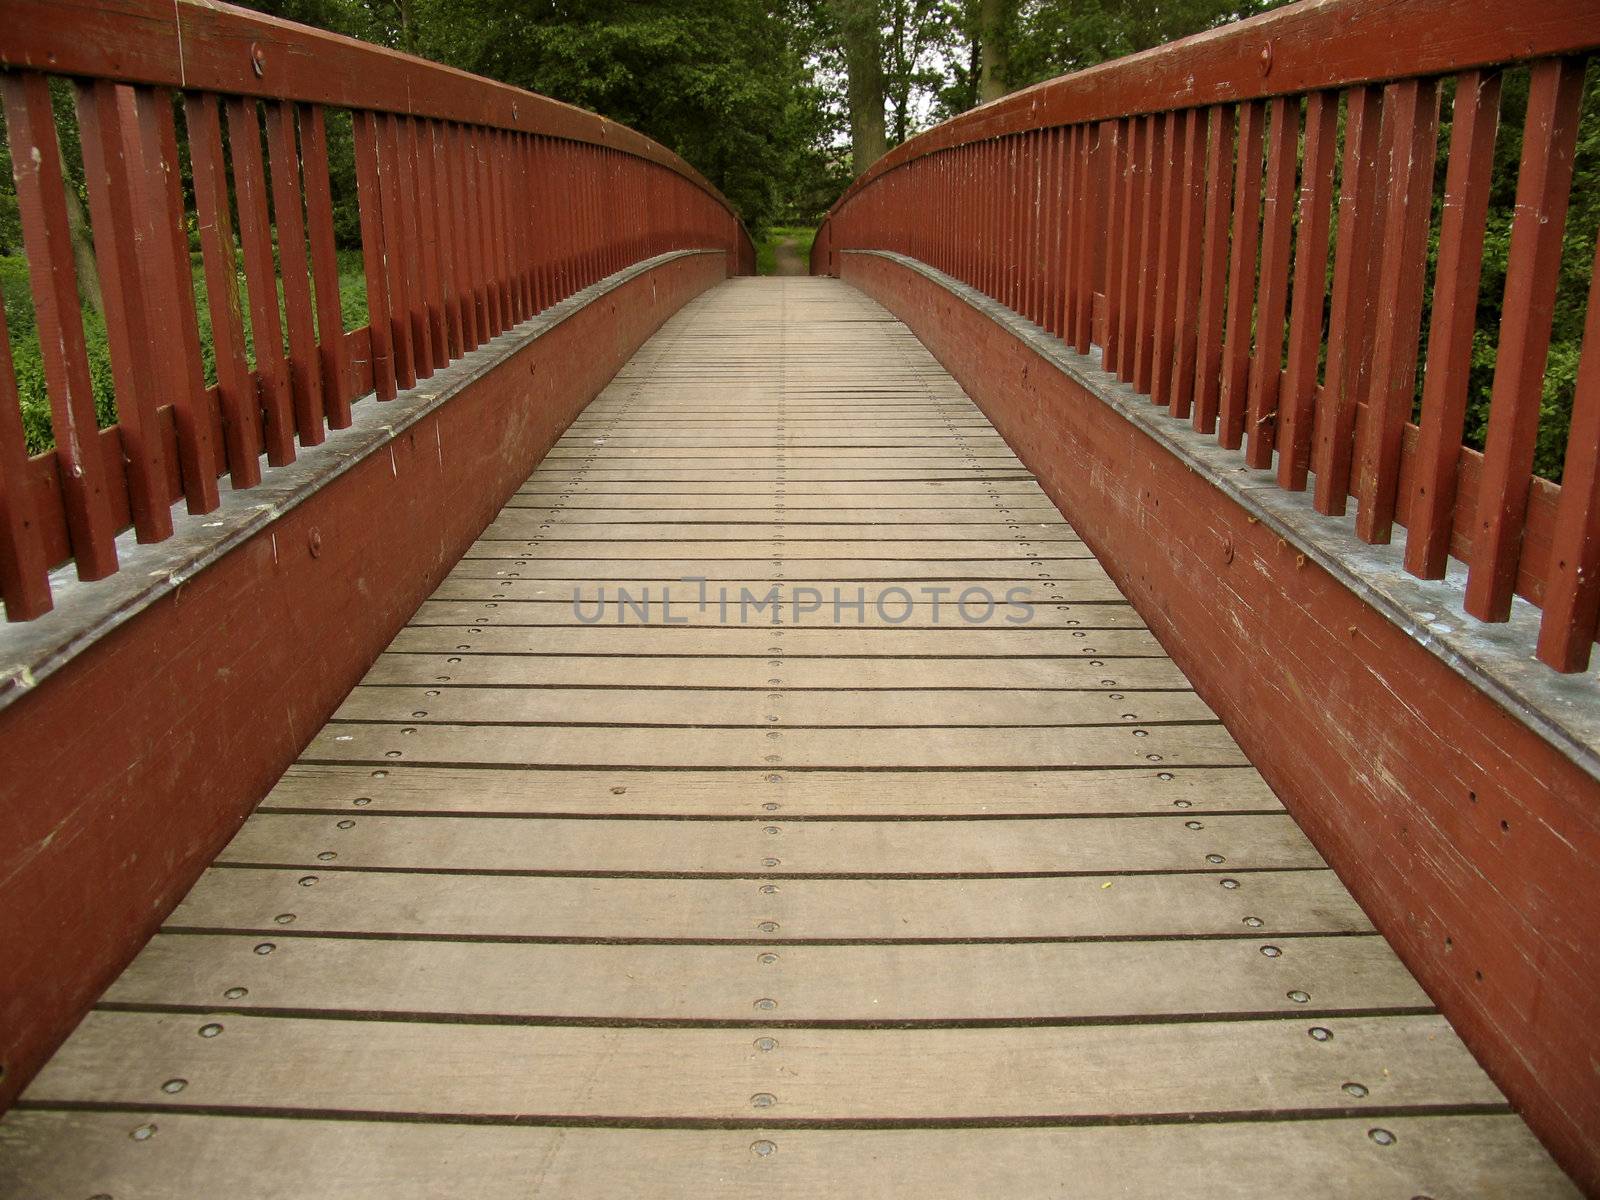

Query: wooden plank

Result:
[463,541,1100,561]
[0,1114,1575,1200]
[22,1012,1497,1119]
[336,684,1193,726]
[444,558,1113,582]
[406,599,1139,629]
[104,933,1420,1020]
[218,811,1310,875]
[302,722,1244,770]
[263,764,1277,817]
[359,653,1188,691]
[387,626,1164,657]
[162,865,1372,940]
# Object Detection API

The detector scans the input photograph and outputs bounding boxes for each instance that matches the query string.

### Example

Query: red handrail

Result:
[815,0,1600,672]
[0,0,754,619]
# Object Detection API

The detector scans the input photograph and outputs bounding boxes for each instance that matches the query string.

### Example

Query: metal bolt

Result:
[254,943,275,955]
[751,1093,776,1108]
[274,913,295,924]
[1185,820,1203,830]
[1220,878,1240,889]
[758,921,779,933]
[754,998,777,1011]
[755,1036,778,1051]
[298,875,318,887]
[337,820,355,830]
[1309,1027,1333,1042]
[130,1123,158,1141]
[751,1139,777,1157]
[307,528,322,558]
[758,952,778,964]
[198,1023,223,1038]
[1243,916,1264,928]
[1260,945,1282,957]
[759,884,778,894]
[1287,990,1310,1003]
[224,987,248,999]
[1343,1081,1369,1098]
[161,1078,187,1094]
[250,41,266,76]
[1368,1128,1396,1146]
[1206,853,1226,864]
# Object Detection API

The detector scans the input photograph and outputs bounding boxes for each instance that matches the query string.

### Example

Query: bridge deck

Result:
[0,278,1573,1196]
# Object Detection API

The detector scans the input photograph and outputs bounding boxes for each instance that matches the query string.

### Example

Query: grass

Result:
[754,225,817,275]
[3,248,368,455]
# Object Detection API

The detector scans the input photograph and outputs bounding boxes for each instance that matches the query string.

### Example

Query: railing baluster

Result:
[74,79,172,543]
[1132,114,1162,393]
[429,122,463,358]
[300,105,353,427]
[1353,78,1440,543]
[1168,107,1207,421]
[1116,117,1146,383]
[1465,57,1587,622]
[1103,120,1130,373]
[2,72,120,576]
[1403,71,1503,576]
[1536,234,1600,671]
[1312,85,1384,516]
[264,98,327,446]
[351,109,398,401]
[1150,109,1185,407]
[1191,105,1235,434]
[185,92,262,485]
[123,85,222,513]
[1277,91,1340,490]
[1218,99,1266,450]
[386,113,431,377]
[0,304,53,617]
[1243,95,1300,469]
[410,118,448,370]
[226,96,296,466]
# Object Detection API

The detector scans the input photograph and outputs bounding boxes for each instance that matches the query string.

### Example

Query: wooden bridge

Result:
[1,1,1598,1196]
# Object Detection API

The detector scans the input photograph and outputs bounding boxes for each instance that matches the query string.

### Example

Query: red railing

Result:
[0,0,752,620]
[816,0,1600,672]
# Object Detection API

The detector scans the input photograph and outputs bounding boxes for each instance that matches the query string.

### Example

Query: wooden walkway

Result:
[0,278,1574,1197]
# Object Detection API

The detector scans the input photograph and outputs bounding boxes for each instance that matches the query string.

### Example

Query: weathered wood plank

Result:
[101,932,1424,1019]
[217,812,1314,874]
[264,764,1274,817]
[1,1114,1574,1200]
[22,1012,1497,1119]
[335,684,1196,726]
[302,721,1244,769]
[165,867,1366,939]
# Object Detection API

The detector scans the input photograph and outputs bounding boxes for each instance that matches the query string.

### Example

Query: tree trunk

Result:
[838,0,887,174]
[976,0,1010,103]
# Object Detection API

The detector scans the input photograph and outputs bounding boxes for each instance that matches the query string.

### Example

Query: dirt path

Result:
[773,234,808,275]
